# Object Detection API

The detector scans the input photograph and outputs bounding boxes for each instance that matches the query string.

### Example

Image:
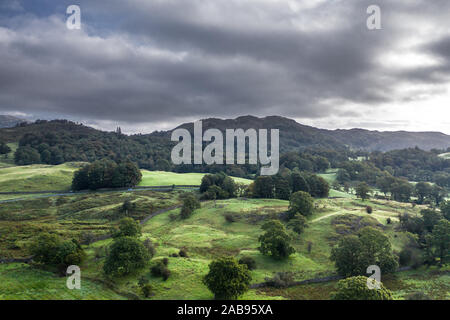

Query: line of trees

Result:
[71,159,142,191]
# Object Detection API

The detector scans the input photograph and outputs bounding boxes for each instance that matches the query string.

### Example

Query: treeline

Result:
[198,171,329,202]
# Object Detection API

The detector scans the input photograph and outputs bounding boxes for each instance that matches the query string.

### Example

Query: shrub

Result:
[143,238,156,257]
[331,276,393,300]
[151,260,170,280]
[141,284,153,298]
[406,292,431,300]
[238,256,257,270]
[203,257,252,300]
[265,272,294,288]
[224,213,236,223]
[179,248,188,258]
[366,206,373,214]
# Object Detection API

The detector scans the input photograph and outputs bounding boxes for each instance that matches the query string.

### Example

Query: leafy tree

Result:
[103,237,150,277]
[291,172,310,193]
[254,176,274,198]
[426,219,450,265]
[331,276,393,300]
[274,177,291,200]
[391,181,414,202]
[0,142,11,156]
[330,227,398,277]
[420,209,442,232]
[289,191,314,217]
[14,146,41,165]
[415,182,432,204]
[355,182,371,201]
[306,174,330,198]
[430,185,447,206]
[287,214,308,235]
[180,193,201,219]
[440,201,450,220]
[258,220,295,259]
[203,257,252,300]
[113,217,142,238]
[30,233,85,269]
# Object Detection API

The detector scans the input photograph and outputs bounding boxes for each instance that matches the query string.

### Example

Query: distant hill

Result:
[172,115,450,152]
[1,116,450,163]
[0,115,26,128]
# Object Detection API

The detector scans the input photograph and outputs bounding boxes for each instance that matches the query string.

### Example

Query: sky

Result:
[1,0,450,134]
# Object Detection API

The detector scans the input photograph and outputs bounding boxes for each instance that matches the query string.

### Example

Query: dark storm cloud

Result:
[1,0,450,131]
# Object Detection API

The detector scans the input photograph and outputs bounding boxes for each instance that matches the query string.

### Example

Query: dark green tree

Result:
[203,257,252,300]
[103,237,149,277]
[289,191,314,217]
[258,220,295,259]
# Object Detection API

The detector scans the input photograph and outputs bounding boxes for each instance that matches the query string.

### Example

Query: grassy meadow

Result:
[0,163,448,300]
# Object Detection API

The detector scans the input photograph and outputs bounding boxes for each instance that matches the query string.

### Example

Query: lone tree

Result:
[258,220,295,259]
[288,191,314,217]
[180,193,201,219]
[113,217,142,238]
[355,182,371,201]
[331,276,393,300]
[103,236,149,277]
[330,227,398,277]
[203,257,252,300]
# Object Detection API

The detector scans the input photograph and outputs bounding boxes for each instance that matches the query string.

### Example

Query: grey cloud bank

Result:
[1,0,450,133]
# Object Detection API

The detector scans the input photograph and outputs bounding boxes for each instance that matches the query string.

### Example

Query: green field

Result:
[139,170,252,187]
[0,162,82,192]
[0,164,252,194]
[0,165,448,300]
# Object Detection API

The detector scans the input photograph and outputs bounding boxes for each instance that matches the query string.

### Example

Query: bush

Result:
[406,292,431,300]
[265,272,294,288]
[141,284,153,298]
[224,213,236,223]
[143,238,156,257]
[331,276,393,300]
[151,261,171,281]
[203,257,252,300]
[366,206,373,214]
[238,256,257,270]
[179,248,188,258]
